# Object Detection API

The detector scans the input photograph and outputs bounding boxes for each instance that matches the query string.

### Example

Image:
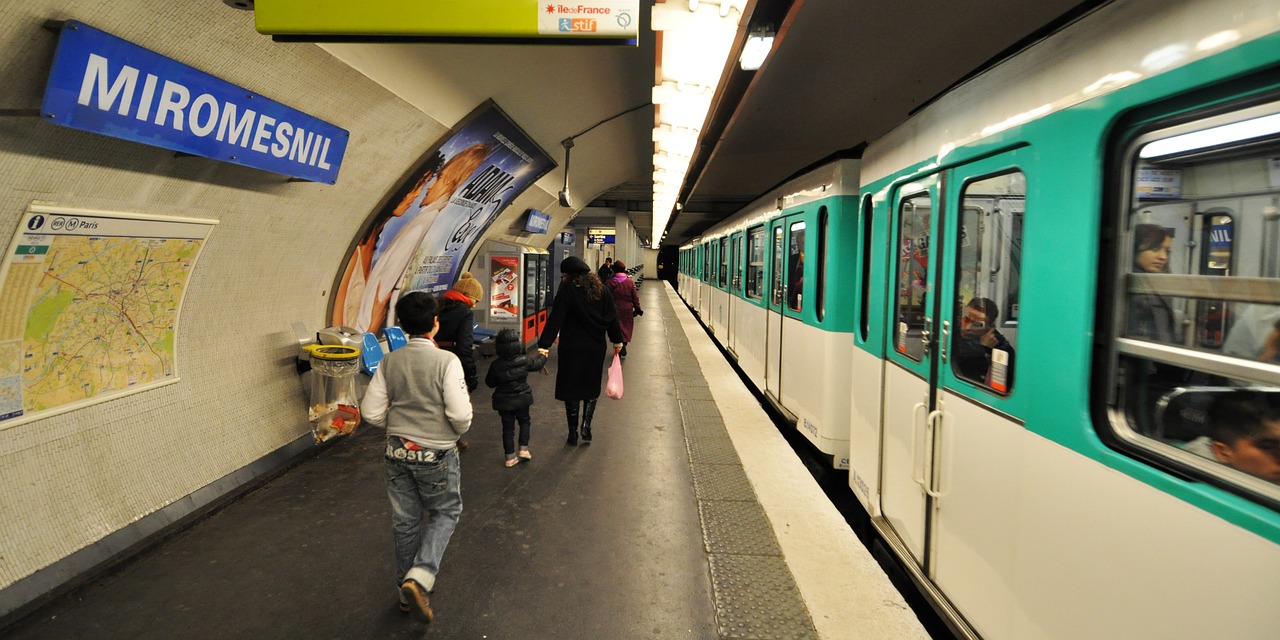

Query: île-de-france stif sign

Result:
[41,21,348,184]
[255,0,639,45]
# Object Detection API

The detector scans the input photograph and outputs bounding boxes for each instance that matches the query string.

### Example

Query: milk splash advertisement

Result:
[331,101,554,332]
[402,105,554,296]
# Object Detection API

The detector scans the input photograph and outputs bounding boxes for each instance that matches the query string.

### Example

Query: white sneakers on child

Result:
[505,448,532,467]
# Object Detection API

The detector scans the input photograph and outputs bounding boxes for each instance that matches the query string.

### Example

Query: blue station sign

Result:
[40,21,348,184]
[524,208,551,234]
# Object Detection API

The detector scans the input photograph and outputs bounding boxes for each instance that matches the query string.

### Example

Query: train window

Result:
[787,221,806,312]
[746,226,764,300]
[772,226,785,306]
[729,235,738,292]
[894,193,932,361]
[817,207,828,321]
[951,172,1024,394]
[859,195,873,342]
[1109,100,1280,502]
[710,241,718,284]
[719,237,729,288]
[1196,211,1233,348]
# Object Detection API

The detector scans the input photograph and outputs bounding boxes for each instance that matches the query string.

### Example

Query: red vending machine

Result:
[483,243,550,351]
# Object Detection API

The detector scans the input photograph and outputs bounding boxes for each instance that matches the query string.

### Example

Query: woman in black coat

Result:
[537,256,624,445]
[436,272,483,391]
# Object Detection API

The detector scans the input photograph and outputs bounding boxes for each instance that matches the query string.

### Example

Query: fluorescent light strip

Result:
[1140,112,1280,158]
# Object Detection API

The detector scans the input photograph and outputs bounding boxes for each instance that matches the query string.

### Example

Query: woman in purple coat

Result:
[604,261,642,358]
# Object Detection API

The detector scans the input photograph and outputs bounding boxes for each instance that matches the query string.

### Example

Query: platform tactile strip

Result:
[687,434,740,465]
[691,463,756,501]
[661,291,818,640]
[699,500,783,556]
[674,376,711,389]
[710,554,819,640]
[680,398,724,418]
[676,384,715,401]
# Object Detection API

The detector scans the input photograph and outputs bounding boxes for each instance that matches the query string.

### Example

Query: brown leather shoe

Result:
[399,580,434,622]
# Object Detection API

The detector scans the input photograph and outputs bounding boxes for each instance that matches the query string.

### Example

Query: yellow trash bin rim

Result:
[304,344,360,360]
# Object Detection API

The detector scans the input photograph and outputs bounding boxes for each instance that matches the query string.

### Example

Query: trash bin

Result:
[303,344,362,443]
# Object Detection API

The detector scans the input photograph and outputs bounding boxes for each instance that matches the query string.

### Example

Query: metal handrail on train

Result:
[1128,273,1280,304]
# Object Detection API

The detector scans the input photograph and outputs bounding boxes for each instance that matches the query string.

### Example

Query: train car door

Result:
[765,220,786,398]
[765,214,803,403]
[880,154,1028,635]
[727,230,744,358]
[929,156,1026,635]
[880,176,940,565]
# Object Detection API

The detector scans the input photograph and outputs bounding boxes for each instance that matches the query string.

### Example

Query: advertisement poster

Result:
[490,256,520,321]
[0,205,215,428]
[331,101,554,332]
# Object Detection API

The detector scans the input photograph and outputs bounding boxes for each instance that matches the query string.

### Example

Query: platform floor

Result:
[2,283,928,640]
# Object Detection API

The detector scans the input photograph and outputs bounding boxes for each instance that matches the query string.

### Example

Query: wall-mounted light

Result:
[558,137,575,208]
[739,27,775,71]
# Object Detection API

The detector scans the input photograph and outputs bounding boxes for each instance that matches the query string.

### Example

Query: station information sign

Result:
[40,21,348,184]
[256,1,640,44]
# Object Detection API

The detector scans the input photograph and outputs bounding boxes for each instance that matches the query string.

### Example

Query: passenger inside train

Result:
[1222,305,1280,362]
[1182,390,1280,484]
[1128,223,1179,343]
[953,297,1015,391]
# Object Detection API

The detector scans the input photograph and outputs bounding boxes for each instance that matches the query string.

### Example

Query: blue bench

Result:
[359,332,383,375]
[384,326,408,352]
[474,326,497,344]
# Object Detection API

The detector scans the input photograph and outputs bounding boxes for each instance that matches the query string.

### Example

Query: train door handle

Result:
[939,320,950,363]
[911,402,928,489]
[923,409,948,498]
[921,317,933,355]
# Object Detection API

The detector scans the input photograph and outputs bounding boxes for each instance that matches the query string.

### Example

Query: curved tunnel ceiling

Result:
[313,0,1106,248]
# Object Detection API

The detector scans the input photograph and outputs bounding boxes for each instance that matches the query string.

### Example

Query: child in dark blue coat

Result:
[485,329,548,467]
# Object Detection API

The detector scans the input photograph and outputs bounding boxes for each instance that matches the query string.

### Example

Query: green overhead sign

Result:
[255,1,640,44]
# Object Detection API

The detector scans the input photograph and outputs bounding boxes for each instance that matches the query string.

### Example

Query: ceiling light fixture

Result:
[739,26,774,71]
[651,0,745,248]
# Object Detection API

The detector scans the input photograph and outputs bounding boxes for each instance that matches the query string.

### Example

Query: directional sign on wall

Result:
[256,0,640,45]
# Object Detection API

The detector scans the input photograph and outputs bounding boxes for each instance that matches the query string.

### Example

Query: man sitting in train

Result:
[1222,304,1280,362]
[1182,390,1280,484]
[953,297,1015,393]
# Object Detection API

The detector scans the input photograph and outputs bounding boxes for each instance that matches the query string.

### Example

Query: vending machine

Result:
[482,242,550,350]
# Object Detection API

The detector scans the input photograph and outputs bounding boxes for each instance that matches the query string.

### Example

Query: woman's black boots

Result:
[565,402,579,446]
[580,399,597,443]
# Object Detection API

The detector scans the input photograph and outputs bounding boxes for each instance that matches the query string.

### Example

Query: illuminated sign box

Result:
[524,209,551,234]
[256,0,639,45]
[40,21,348,184]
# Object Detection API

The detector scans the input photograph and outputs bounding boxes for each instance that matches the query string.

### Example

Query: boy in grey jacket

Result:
[361,292,472,622]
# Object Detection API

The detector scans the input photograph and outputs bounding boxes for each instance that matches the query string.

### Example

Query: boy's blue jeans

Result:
[384,438,462,592]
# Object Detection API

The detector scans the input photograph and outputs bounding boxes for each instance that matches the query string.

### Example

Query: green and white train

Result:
[677,0,1280,637]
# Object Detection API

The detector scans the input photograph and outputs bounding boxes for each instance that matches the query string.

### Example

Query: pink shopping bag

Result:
[605,353,624,399]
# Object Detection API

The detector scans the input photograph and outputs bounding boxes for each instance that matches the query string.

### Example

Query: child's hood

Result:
[495,328,523,359]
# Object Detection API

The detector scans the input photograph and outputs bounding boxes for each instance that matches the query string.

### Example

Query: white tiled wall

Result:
[0,1,450,594]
